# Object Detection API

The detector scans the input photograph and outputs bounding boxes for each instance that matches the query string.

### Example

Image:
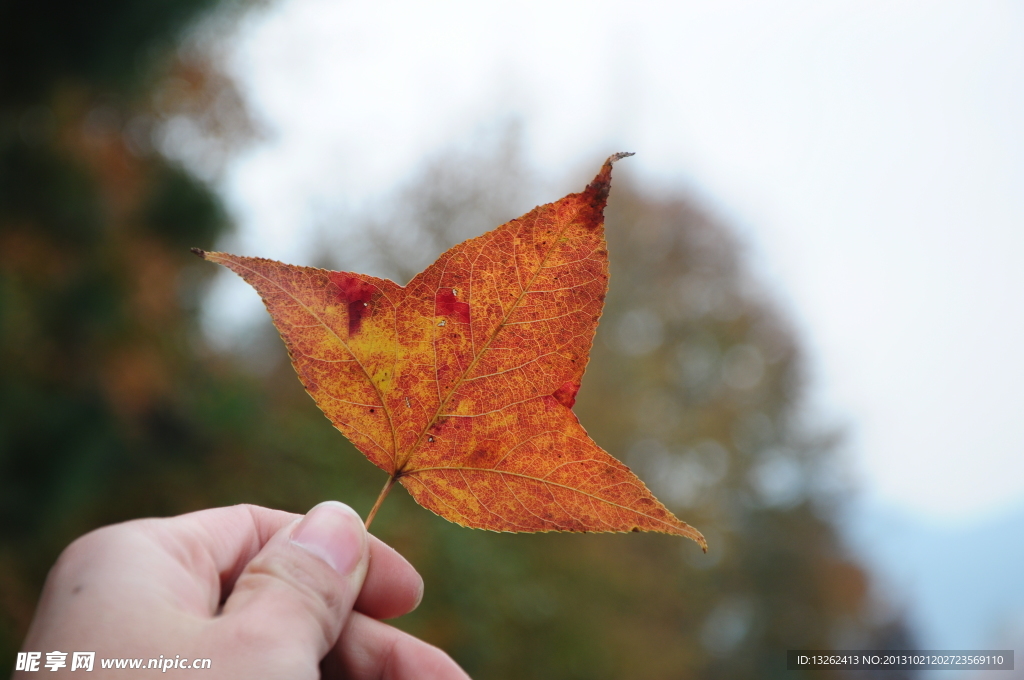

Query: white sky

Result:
[213,0,1024,525]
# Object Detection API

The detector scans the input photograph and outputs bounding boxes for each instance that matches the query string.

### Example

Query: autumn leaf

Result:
[194,154,706,550]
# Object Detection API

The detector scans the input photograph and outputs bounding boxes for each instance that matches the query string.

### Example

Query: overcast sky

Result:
[209,0,1024,526]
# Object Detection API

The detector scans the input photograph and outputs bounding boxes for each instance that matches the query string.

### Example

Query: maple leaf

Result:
[194,154,706,550]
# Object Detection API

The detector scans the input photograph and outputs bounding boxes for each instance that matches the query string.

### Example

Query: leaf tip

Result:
[673,521,708,552]
[583,152,633,215]
[190,247,207,260]
[691,528,708,553]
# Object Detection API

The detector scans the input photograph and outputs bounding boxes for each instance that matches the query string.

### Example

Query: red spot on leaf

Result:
[552,381,580,409]
[468,439,502,468]
[435,289,470,324]
[329,273,376,336]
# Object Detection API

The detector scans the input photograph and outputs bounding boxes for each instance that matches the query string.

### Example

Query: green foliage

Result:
[0,140,102,245]
[143,164,227,249]
[0,0,250,664]
[0,0,231,103]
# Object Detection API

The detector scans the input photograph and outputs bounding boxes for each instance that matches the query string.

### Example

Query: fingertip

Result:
[290,502,367,576]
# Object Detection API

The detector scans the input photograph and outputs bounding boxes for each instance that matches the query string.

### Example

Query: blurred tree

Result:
[0,0,323,664]
[322,136,916,679]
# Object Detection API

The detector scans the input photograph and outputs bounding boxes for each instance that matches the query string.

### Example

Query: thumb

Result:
[214,501,369,676]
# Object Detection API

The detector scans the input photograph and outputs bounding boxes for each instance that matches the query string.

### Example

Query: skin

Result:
[16,502,470,679]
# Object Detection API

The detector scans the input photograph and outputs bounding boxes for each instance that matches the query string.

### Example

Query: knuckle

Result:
[233,555,345,644]
[251,551,343,609]
[225,609,293,653]
[51,524,131,576]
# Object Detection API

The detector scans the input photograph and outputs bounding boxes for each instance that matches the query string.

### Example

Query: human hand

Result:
[15,502,470,679]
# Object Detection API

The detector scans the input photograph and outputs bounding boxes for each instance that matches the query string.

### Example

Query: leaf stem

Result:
[364,475,396,530]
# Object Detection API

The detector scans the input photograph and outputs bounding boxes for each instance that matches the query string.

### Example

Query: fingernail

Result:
[290,501,365,576]
[412,576,425,610]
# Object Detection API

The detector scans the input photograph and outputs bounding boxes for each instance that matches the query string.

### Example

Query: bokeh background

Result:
[2,1,1021,678]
